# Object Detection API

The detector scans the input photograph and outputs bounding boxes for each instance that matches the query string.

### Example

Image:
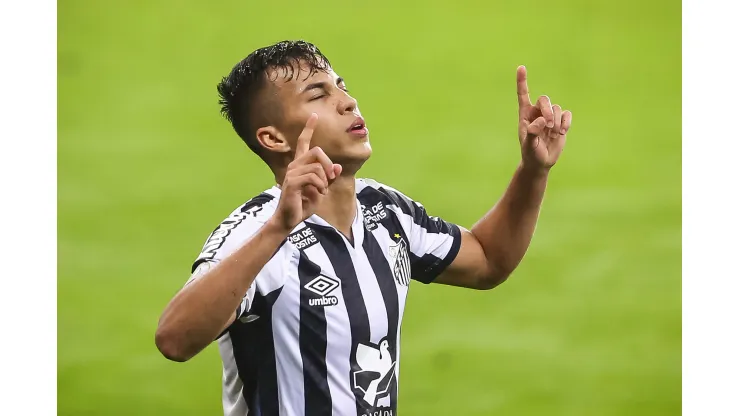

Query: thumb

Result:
[526,117,548,137]
[330,164,342,181]
[524,116,547,150]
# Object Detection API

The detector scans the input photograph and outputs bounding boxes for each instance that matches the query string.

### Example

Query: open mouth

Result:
[347,116,367,133]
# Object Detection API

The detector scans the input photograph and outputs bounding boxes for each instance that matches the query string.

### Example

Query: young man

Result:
[155,40,572,416]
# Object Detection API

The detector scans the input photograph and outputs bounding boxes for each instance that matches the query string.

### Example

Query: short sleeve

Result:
[380,185,462,284]
[189,207,286,319]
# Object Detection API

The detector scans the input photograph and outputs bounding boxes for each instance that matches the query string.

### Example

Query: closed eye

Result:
[309,94,326,101]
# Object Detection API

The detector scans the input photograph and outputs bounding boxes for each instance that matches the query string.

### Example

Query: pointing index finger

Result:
[295,113,318,159]
[517,65,531,110]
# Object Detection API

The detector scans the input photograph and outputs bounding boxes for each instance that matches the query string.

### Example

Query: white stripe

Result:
[355,178,374,193]
[370,224,410,401]
[425,232,455,260]
[272,251,304,416]
[384,205,425,255]
[218,333,249,416]
[348,240,389,345]
[394,272,408,398]
[302,242,356,416]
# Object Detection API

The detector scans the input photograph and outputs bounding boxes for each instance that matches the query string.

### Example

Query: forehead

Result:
[267,63,341,94]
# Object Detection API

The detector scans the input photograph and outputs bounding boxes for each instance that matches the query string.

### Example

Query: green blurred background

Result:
[58,0,681,414]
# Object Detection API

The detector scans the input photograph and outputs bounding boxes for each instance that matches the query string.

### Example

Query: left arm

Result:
[435,66,573,290]
[436,163,549,289]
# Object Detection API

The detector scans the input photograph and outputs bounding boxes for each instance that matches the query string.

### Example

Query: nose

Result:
[337,93,358,115]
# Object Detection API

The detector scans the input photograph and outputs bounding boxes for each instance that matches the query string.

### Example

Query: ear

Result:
[255,126,291,154]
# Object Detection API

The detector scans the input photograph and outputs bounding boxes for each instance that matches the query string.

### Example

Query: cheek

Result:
[289,104,347,143]
[313,123,341,145]
[293,102,331,126]
[283,109,323,138]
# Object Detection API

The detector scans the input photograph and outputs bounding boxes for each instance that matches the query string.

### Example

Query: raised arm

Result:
[435,66,573,290]
[155,113,341,361]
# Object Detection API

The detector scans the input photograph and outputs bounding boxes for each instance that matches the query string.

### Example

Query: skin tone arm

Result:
[435,66,573,290]
[155,114,341,362]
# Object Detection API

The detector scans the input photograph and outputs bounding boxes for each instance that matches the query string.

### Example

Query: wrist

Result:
[519,160,551,178]
[263,216,295,240]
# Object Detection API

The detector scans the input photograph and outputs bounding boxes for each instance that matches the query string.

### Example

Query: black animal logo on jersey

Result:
[389,238,411,286]
[353,338,397,408]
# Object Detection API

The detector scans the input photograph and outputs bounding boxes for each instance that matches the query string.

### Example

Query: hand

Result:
[516,66,573,170]
[272,113,343,232]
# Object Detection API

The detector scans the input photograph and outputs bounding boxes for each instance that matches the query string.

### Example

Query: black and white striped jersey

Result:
[190,178,462,416]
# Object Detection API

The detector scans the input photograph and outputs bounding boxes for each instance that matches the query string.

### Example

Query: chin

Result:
[335,143,372,174]
[353,142,372,163]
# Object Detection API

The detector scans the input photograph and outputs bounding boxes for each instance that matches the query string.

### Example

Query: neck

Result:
[315,175,357,237]
[275,173,358,238]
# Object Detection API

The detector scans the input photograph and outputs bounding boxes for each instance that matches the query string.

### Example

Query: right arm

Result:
[155,112,341,362]
[155,218,291,362]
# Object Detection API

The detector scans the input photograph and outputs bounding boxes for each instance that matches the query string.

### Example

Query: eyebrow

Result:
[302,77,345,94]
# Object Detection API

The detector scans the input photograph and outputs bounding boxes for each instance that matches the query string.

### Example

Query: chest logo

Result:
[389,238,411,286]
[288,227,319,251]
[305,273,340,307]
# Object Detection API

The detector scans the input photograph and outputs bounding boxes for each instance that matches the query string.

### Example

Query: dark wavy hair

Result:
[217,40,332,157]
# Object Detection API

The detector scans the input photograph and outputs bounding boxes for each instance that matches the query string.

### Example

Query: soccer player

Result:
[155,40,572,416]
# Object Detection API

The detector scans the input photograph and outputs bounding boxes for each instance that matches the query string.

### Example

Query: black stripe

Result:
[255,289,281,416]
[376,187,425,224]
[362,228,400,410]
[298,252,332,416]
[240,193,276,214]
[228,287,282,416]
[308,224,372,415]
[228,320,259,411]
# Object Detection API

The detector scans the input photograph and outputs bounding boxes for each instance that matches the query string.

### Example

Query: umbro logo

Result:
[305,273,340,307]
[305,274,339,296]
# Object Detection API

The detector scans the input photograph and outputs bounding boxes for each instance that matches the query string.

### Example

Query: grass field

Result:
[58,0,681,414]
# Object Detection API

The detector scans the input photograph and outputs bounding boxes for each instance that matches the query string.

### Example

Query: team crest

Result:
[388,238,410,286]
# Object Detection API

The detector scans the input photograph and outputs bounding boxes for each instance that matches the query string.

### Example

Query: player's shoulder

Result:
[193,186,280,270]
[356,178,418,208]
[216,186,280,224]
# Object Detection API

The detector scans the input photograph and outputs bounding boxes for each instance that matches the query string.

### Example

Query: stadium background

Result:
[58,0,681,414]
